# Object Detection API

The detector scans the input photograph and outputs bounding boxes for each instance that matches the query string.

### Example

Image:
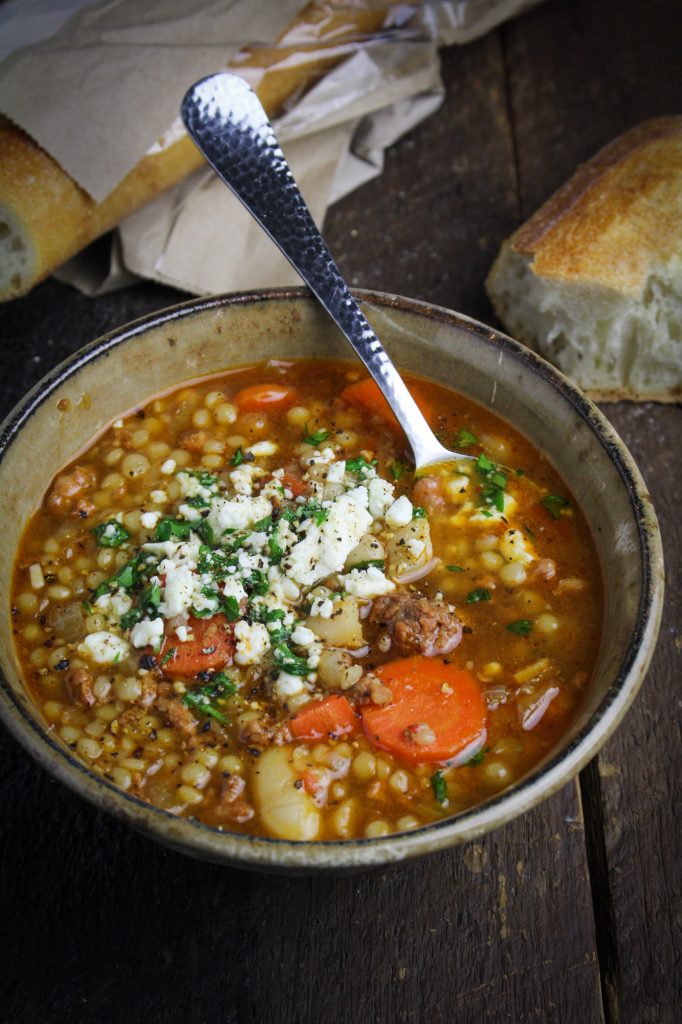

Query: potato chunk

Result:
[387,519,433,578]
[253,747,320,841]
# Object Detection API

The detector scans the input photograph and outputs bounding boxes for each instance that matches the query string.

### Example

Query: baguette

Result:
[0,2,400,302]
[486,117,682,402]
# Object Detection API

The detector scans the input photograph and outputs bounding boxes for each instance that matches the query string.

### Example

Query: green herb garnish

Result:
[189,469,219,489]
[181,674,236,725]
[348,559,386,571]
[476,452,507,513]
[345,456,377,477]
[390,461,408,480]
[155,517,192,542]
[506,619,533,636]
[522,523,536,542]
[302,425,329,446]
[431,770,448,804]
[446,565,465,572]
[159,647,176,666]
[230,447,244,467]
[92,519,130,548]
[120,581,161,630]
[466,588,491,604]
[466,749,486,766]
[541,494,570,520]
[455,429,478,448]
[412,506,427,519]
[273,643,310,676]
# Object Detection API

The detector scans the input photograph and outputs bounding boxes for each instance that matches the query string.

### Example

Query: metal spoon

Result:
[181,72,471,471]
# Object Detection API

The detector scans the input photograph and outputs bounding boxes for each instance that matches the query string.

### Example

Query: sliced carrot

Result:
[280,470,308,498]
[341,378,433,433]
[290,694,359,741]
[232,383,298,411]
[157,614,235,678]
[360,656,486,765]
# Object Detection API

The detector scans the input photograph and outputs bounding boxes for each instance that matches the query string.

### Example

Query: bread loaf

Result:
[0,2,399,302]
[486,117,682,402]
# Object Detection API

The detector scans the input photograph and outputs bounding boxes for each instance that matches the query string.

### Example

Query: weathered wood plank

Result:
[502,0,682,1019]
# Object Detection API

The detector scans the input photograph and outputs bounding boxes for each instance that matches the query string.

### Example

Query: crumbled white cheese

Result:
[207,494,272,536]
[176,624,189,642]
[445,476,470,502]
[273,670,306,698]
[289,625,318,647]
[406,538,426,559]
[325,460,346,484]
[150,490,168,504]
[223,578,247,604]
[160,459,176,475]
[130,617,164,649]
[310,596,334,619]
[177,503,203,522]
[229,464,264,496]
[78,631,130,665]
[140,511,160,530]
[368,476,395,518]
[159,563,196,618]
[233,621,271,666]
[95,590,133,619]
[246,440,278,457]
[284,492,372,586]
[469,492,517,524]
[340,566,396,599]
[345,485,369,509]
[304,446,336,467]
[385,495,413,528]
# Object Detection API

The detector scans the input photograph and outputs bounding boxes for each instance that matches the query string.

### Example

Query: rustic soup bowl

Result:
[0,289,664,874]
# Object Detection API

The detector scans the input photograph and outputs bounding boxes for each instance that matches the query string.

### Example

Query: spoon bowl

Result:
[181,72,472,471]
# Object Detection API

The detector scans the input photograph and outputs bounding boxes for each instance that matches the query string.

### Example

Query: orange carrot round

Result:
[232,383,298,410]
[341,378,433,432]
[158,614,235,677]
[360,657,486,764]
[290,694,359,741]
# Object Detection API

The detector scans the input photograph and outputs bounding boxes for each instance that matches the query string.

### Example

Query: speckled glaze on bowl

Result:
[0,289,664,874]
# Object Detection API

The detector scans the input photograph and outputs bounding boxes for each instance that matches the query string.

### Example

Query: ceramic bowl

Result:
[0,289,664,874]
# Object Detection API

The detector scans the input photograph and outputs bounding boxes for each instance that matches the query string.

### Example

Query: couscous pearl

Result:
[16,592,38,614]
[178,785,204,805]
[192,408,212,429]
[365,820,391,838]
[195,749,220,770]
[112,767,132,790]
[219,755,243,774]
[131,429,149,447]
[180,762,211,789]
[77,737,102,760]
[397,815,419,831]
[499,561,527,586]
[43,700,62,722]
[115,677,142,702]
[536,613,559,634]
[121,453,150,478]
[352,752,376,781]
[286,406,310,427]
[214,402,237,425]
[333,799,356,838]
[388,770,409,794]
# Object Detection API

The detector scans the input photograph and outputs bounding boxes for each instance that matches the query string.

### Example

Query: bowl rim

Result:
[0,287,665,871]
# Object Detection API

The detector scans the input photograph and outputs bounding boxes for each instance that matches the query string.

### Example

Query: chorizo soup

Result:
[11,359,602,841]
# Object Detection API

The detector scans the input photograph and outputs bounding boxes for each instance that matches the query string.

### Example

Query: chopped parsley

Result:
[155,517,192,542]
[92,519,130,548]
[273,642,310,676]
[182,673,236,725]
[431,770,448,804]
[412,506,427,519]
[242,570,269,598]
[349,559,385,571]
[302,425,329,446]
[466,588,491,604]
[446,565,465,572]
[188,469,220,489]
[476,453,507,513]
[283,499,329,527]
[390,460,408,480]
[159,647,176,666]
[345,456,377,477]
[92,552,148,600]
[455,429,478,448]
[522,523,536,542]
[541,494,570,520]
[466,749,486,767]
[506,619,533,636]
[119,581,161,630]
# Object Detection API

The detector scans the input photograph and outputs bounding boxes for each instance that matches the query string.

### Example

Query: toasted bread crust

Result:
[511,117,682,295]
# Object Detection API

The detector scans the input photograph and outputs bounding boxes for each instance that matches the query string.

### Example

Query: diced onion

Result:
[394,556,441,585]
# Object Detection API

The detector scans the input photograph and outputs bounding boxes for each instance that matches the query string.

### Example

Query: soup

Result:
[10,359,602,841]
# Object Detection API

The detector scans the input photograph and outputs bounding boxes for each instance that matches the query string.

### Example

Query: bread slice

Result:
[486,117,682,402]
[0,1,401,303]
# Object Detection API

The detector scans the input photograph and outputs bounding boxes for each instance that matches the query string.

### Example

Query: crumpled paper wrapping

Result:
[0,0,543,296]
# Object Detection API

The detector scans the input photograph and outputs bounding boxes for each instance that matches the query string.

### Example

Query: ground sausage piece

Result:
[351,673,393,707]
[179,430,209,453]
[239,718,292,749]
[369,592,463,657]
[411,476,445,515]
[46,465,97,517]
[135,673,158,709]
[214,774,248,820]
[64,668,95,708]
[164,698,198,736]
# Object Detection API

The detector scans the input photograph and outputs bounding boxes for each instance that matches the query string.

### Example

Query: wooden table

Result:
[1,1,679,1020]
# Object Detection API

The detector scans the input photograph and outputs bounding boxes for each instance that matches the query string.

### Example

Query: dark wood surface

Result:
[1,1,680,1021]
